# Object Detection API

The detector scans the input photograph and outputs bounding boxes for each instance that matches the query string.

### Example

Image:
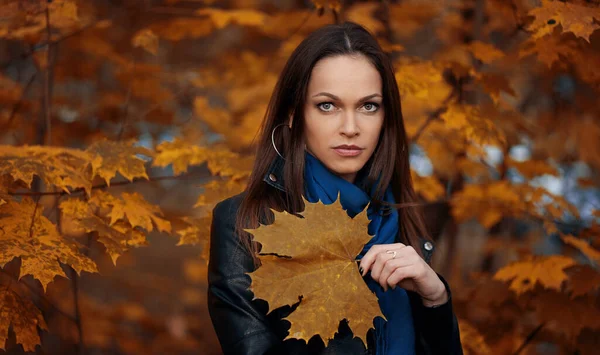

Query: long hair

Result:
[235,21,432,267]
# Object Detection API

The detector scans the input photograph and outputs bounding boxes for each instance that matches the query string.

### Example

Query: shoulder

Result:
[212,191,247,221]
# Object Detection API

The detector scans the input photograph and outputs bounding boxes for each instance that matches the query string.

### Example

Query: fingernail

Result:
[359,267,364,274]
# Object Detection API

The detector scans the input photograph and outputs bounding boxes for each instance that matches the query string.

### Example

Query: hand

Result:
[358,243,448,306]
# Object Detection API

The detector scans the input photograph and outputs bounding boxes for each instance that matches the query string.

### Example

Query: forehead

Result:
[308,55,382,97]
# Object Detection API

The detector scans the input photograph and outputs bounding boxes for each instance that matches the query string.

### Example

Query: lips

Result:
[332,144,364,157]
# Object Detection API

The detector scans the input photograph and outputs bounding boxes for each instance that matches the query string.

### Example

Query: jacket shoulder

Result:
[212,191,247,219]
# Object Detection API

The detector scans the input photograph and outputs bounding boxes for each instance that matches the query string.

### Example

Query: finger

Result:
[379,256,414,289]
[386,265,417,289]
[359,243,405,276]
[373,248,414,290]
[358,244,385,275]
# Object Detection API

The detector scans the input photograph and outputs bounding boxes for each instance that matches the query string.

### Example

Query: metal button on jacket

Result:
[268,173,277,182]
[424,241,433,251]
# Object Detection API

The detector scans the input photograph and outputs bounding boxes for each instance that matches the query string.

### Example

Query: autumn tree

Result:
[1,0,599,354]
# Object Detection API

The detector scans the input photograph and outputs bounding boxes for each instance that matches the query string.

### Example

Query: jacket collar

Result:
[263,154,287,192]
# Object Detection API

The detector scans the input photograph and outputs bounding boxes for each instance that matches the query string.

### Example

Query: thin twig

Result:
[410,90,456,144]
[1,72,38,132]
[512,322,545,355]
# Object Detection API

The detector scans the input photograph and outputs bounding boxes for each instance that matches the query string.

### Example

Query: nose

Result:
[340,111,359,137]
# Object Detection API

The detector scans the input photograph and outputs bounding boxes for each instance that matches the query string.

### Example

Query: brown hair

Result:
[235,21,431,267]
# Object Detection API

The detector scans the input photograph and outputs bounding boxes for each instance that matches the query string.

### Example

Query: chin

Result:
[327,159,365,177]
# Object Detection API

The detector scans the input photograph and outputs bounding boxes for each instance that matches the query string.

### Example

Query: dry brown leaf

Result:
[0,198,98,291]
[0,287,48,351]
[533,290,600,341]
[0,145,92,195]
[245,195,382,344]
[87,140,152,186]
[565,264,600,298]
[494,255,576,295]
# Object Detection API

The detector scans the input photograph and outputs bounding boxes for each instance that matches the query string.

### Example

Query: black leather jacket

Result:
[207,155,463,355]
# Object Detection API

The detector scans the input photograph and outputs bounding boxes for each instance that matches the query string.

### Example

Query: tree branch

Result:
[8,170,211,197]
[410,91,456,144]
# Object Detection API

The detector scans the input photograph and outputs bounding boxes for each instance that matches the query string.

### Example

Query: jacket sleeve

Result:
[207,198,281,355]
[408,273,463,355]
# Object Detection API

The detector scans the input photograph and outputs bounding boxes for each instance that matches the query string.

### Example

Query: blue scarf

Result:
[303,151,415,355]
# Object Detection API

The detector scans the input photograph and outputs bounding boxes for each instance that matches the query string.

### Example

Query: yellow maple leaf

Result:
[0,198,98,291]
[528,0,600,42]
[458,318,491,355]
[440,104,506,146]
[175,215,212,247]
[60,198,149,265]
[245,195,383,344]
[467,41,506,64]
[0,145,93,194]
[87,140,152,186]
[561,234,600,265]
[195,178,248,210]
[132,28,159,55]
[506,157,558,180]
[451,181,525,228]
[0,287,48,352]
[195,8,268,29]
[89,191,171,234]
[494,255,576,295]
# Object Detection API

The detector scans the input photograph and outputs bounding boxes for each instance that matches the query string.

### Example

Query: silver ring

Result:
[386,250,397,259]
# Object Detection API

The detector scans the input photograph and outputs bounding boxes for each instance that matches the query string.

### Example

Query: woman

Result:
[207,21,463,355]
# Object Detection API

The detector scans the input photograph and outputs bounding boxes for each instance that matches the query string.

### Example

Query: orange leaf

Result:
[562,234,600,265]
[494,255,576,295]
[60,198,149,265]
[0,287,47,351]
[528,0,600,42]
[86,140,152,186]
[90,191,171,234]
[0,145,93,195]
[0,198,98,291]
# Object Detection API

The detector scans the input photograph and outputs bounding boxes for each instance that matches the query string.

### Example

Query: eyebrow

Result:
[311,92,382,101]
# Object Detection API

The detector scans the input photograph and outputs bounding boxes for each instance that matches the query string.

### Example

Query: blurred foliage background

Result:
[1,0,600,354]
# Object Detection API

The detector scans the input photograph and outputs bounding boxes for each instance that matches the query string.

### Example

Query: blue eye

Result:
[363,102,380,112]
[317,102,335,112]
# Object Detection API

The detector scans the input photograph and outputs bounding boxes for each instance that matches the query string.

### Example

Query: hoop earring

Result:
[271,123,289,159]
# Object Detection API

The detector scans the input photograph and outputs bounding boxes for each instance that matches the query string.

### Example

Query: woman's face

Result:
[302,54,384,183]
